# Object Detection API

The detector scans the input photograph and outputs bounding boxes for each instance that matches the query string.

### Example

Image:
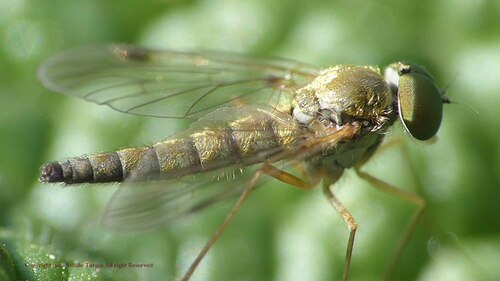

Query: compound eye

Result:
[396,63,443,141]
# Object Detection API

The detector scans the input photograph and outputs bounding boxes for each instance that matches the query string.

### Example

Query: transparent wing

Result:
[101,105,304,231]
[100,108,361,231]
[101,166,261,231]
[38,44,321,118]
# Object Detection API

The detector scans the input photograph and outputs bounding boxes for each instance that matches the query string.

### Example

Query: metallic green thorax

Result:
[293,65,395,131]
[292,65,396,178]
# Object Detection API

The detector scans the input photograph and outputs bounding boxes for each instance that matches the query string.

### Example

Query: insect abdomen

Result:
[40,152,124,183]
[40,108,303,184]
[152,110,302,179]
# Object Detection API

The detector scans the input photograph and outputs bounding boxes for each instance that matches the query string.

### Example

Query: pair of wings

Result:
[38,45,344,231]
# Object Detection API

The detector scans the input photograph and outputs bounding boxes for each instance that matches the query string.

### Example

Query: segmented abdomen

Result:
[40,107,305,184]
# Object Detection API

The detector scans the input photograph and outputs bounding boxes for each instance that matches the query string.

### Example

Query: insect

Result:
[38,45,448,281]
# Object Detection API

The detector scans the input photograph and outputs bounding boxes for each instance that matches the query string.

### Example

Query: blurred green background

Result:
[1,0,500,280]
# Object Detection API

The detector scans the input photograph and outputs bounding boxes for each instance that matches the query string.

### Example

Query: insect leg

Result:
[261,163,318,190]
[179,168,264,281]
[354,167,426,281]
[323,174,357,281]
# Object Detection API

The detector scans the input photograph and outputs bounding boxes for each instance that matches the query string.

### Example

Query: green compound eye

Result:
[386,63,444,141]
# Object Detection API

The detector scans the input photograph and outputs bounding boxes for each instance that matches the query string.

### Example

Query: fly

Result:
[38,45,449,281]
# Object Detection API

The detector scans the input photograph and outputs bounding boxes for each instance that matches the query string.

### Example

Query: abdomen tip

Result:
[40,162,64,183]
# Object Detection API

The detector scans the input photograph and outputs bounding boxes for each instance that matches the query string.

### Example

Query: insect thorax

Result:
[292,65,396,132]
[292,65,397,175]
